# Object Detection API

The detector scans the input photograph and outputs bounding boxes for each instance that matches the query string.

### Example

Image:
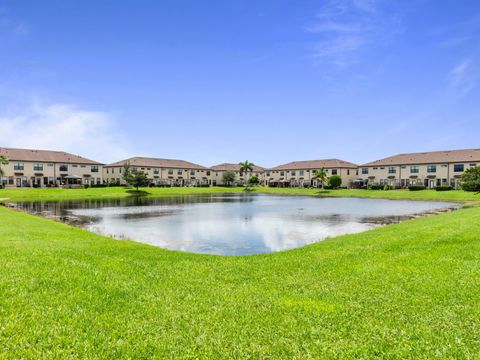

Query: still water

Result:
[14,194,456,255]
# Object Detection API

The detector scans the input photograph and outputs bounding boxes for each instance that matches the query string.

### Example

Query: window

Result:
[441,164,448,168]
[361,168,369,175]
[347,170,350,175]
[177,169,182,175]
[331,169,338,175]
[14,162,24,171]
[132,167,138,172]
[190,170,195,176]
[266,172,270,176]
[72,164,78,168]
[91,165,99,173]
[280,171,285,177]
[388,166,396,174]
[427,165,436,173]
[206,171,210,176]
[112,168,115,174]
[59,164,68,171]
[373,167,378,170]
[291,170,296,176]
[470,163,477,167]
[153,168,159,174]
[454,164,464,172]
[168,169,173,175]
[300,170,304,176]
[410,165,419,173]
[47,163,54,167]
[80,165,86,168]
[33,163,43,171]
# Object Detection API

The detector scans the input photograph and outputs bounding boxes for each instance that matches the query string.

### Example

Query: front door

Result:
[429,180,436,189]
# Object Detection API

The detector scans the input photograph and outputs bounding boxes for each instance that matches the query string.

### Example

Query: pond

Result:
[13,194,457,255]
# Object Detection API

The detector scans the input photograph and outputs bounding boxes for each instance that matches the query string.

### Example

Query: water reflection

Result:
[14,194,457,255]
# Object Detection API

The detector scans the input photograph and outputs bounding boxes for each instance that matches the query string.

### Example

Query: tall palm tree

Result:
[0,155,9,178]
[239,160,254,187]
[313,167,328,188]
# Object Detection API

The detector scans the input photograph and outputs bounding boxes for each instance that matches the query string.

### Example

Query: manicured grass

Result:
[1,186,479,203]
[1,187,480,357]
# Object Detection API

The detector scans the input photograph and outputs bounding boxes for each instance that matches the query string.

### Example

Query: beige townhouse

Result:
[359,148,480,189]
[210,163,265,186]
[0,147,103,188]
[266,159,358,188]
[103,157,211,186]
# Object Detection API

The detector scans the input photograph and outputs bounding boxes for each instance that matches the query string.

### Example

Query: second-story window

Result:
[280,171,285,177]
[190,170,195,176]
[388,166,396,174]
[14,162,24,171]
[59,164,68,172]
[300,170,304,176]
[410,165,419,173]
[91,165,99,173]
[291,170,296,176]
[331,169,338,175]
[33,163,43,171]
[206,171,210,176]
[361,168,369,174]
[168,169,173,175]
[427,165,436,173]
[454,164,464,172]
[153,168,159,174]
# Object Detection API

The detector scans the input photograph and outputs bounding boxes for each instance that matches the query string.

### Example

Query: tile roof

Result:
[270,159,358,170]
[210,163,265,172]
[362,148,480,166]
[0,147,103,165]
[105,157,208,170]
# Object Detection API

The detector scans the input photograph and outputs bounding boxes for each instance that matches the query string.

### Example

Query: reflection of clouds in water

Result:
[62,195,455,255]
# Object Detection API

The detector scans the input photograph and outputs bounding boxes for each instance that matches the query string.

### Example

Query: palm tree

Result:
[313,167,328,188]
[239,160,254,187]
[0,155,9,178]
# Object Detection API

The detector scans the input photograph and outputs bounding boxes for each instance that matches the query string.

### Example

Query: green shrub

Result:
[435,185,452,191]
[460,167,480,192]
[409,185,425,191]
[328,175,342,188]
[367,183,383,190]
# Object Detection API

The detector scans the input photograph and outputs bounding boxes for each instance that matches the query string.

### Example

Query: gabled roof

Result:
[210,163,265,172]
[270,159,358,170]
[362,148,480,166]
[105,156,208,170]
[0,147,103,165]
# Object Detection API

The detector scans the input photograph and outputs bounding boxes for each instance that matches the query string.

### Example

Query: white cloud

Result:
[306,0,401,66]
[0,102,131,164]
[447,59,476,96]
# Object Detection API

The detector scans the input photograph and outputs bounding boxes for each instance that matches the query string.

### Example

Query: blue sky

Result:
[0,0,479,166]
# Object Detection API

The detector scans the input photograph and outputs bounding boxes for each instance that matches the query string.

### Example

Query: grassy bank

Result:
[1,186,479,203]
[1,202,480,357]
[1,187,480,357]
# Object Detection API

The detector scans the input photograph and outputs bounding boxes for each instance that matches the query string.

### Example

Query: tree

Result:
[129,171,150,191]
[239,160,254,186]
[222,171,236,186]
[313,167,328,188]
[328,175,342,188]
[460,166,480,193]
[248,175,260,186]
[0,155,8,178]
[122,161,132,185]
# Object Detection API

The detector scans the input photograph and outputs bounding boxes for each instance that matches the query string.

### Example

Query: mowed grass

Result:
[1,189,480,357]
[1,186,479,203]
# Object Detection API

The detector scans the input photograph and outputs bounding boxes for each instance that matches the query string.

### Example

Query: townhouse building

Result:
[103,157,211,186]
[0,147,103,188]
[210,163,265,186]
[358,148,480,189]
[266,159,358,187]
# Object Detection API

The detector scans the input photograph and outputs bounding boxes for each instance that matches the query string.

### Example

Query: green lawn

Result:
[1,186,479,203]
[1,188,480,357]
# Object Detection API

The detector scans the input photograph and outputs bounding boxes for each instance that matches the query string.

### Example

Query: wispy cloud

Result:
[0,101,130,163]
[447,59,476,96]
[0,11,29,37]
[306,0,401,66]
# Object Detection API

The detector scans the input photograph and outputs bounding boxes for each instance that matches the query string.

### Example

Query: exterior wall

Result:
[0,161,103,188]
[266,167,358,187]
[103,166,211,186]
[358,162,478,189]
[211,170,265,186]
